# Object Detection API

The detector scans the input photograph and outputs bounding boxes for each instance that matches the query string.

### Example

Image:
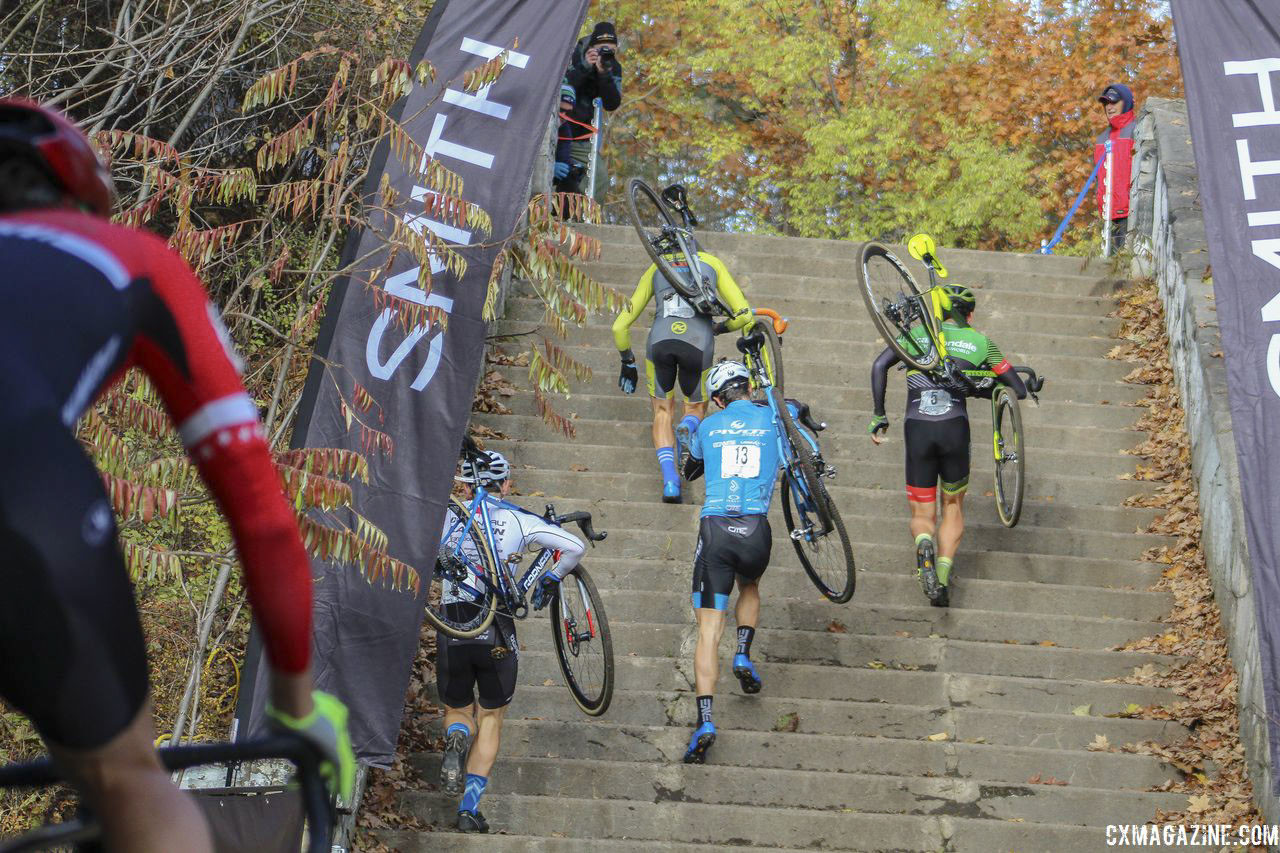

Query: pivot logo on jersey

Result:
[730,420,745,429]
[671,321,688,334]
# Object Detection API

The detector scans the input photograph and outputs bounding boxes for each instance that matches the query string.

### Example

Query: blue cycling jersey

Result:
[690,399,782,518]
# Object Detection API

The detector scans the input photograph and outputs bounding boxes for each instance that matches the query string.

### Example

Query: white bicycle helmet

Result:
[457,450,510,485]
[707,360,751,397]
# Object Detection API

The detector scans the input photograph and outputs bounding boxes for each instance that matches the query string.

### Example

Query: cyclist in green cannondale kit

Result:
[868,284,1026,607]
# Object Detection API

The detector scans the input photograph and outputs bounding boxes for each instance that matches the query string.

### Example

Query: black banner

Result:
[237,0,590,764]
[1171,0,1280,785]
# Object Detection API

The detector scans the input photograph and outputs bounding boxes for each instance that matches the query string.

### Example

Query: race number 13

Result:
[721,443,761,478]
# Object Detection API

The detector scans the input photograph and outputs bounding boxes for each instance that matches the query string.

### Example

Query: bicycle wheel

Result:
[551,565,614,715]
[857,242,940,372]
[993,387,1025,528]
[772,388,855,602]
[747,318,785,396]
[781,473,855,603]
[425,496,499,638]
[627,178,704,303]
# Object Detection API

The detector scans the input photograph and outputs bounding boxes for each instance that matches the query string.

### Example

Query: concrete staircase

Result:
[380,226,1191,850]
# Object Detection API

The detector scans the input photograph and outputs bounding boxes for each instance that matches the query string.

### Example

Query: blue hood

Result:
[1099,83,1134,113]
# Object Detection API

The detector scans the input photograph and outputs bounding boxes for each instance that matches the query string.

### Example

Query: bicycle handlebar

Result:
[753,307,788,335]
[0,735,333,853]
[1013,365,1045,394]
[544,505,607,543]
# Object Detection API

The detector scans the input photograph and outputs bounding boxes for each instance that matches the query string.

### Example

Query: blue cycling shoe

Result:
[683,720,717,764]
[662,479,682,504]
[732,654,762,694]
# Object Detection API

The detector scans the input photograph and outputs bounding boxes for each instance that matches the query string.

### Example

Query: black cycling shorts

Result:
[692,515,772,610]
[647,338,712,402]
[904,417,971,503]
[0,410,149,750]
[436,623,518,710]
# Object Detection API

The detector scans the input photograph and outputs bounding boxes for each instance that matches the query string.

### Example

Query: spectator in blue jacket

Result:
[554,82,580,195]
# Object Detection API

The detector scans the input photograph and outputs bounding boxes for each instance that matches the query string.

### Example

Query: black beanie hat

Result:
[589,21,618,48]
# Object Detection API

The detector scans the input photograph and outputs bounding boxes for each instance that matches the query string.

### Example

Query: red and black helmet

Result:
[0,98,116,216]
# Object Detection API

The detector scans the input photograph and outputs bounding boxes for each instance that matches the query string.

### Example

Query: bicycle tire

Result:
[993,387,1025,528]
[425,496,500,638]
[551,564,614,716]
[626,178,707,305]
[857,242,940,372]
[748,318,785,397]
[780,472,856,603]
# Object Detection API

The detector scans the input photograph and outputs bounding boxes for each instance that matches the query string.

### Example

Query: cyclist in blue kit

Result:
[679,360,782,763]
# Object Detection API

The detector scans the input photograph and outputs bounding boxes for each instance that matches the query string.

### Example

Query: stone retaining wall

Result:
[1129,96,1278,823]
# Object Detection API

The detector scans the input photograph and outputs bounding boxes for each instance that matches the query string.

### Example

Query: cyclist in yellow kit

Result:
[613,215,754,502]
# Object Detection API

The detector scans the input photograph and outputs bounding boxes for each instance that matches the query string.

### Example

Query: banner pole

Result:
[1103,140,1114,257]
[587,97,602,199]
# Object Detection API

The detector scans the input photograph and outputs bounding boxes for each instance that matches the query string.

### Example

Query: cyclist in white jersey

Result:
[436,449,585,833]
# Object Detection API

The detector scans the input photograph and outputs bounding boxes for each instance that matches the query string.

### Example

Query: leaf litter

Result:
[1106,279,1263,837]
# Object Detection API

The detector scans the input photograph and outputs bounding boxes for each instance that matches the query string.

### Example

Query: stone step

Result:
[498,386,1146,432]
[488,434,1145,489]
[474,684,1189,749]
[501,296,1121,343]
[510,652,1179,715]
[499,478,1158,534]
[577,258,1129,299]
[432,717,1179,789]
[580,223,1113,277]
[395,791,1111,851]
[495,331,1138,390]
[496,318,1125,363]
[481,410,1141,458]
[406,753,1188,827]
[523,589,1162,650]
[513,621,1176,681]
[565,558,1170,622]
[555,519,1161,564]
[371,833,826,853]
[487,446,1160,509]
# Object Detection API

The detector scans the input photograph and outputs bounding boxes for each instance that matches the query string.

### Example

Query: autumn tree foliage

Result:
[595,0,1180,250]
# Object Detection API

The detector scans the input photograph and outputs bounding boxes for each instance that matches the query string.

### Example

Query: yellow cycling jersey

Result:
[611,251,753,353]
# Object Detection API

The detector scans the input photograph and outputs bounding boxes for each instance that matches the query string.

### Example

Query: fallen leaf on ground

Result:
[1072,704,1092,716]
[926,732,949,742]
[1088,734,1111,752]
[774,712,800,733]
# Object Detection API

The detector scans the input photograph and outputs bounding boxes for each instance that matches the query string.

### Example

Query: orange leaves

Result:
[276,447,370,483]
[276,465,353,512]
[101,472,178,524]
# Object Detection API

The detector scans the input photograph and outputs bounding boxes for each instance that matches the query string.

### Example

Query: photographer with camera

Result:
[559,22,622,196]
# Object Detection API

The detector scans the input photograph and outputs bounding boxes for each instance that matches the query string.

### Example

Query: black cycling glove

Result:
[619,351,638,394]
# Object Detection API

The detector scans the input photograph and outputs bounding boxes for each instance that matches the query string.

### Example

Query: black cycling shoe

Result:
[931,584,950,608]
[916,538,943,604]
[439,729,470,796]
[457,810,490,833]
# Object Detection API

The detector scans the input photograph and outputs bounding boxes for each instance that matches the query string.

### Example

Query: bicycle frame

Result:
[741,340,824,532]
[443,488,569,619]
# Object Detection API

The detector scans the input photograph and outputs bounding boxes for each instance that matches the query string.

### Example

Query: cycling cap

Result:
[0,99,116,216]
[707,360,751,397]
[458,450,510,485]
[941,284,976,315]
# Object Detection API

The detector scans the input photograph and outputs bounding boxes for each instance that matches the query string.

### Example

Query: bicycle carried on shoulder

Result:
[856,235,1046,528]
[736,321,856,603]
[0,735,334,853]
[428,449,615,716]
[626,178,727,317]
